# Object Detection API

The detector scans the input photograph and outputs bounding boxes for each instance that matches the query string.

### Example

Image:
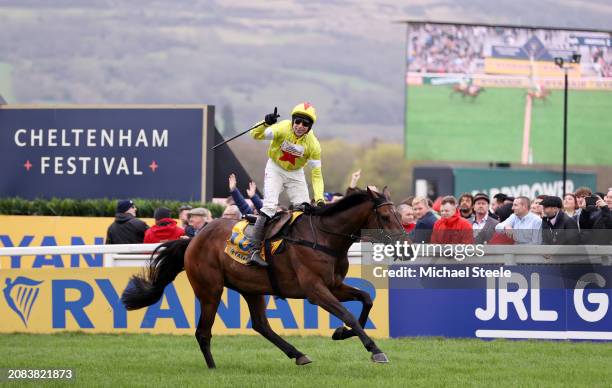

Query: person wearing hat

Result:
[178,205,192,228]
[541,196,579,245]
[247,102,325,266]
[105,199,149,244]
[472,193,500,244]
[144,207,185,243]
[187,207,213,236]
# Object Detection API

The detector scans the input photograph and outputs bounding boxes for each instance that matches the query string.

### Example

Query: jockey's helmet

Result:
[291,102,317,125]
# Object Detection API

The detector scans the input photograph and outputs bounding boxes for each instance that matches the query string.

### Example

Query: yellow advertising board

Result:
[0,267,389,338]
[0,215,155,269]
[484,57,580,77]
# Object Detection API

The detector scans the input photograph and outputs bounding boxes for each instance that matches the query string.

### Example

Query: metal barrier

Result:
[1,243,612,267]
[0,242,364,267]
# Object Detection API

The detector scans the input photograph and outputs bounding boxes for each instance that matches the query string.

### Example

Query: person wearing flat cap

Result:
[472,193,500,244]
[187,207,213,236]
[105,199,149,244]
[541,196,579,245]
[144,207,185,243]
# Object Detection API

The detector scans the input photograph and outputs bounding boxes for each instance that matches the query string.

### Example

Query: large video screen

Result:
[405,22,612,165]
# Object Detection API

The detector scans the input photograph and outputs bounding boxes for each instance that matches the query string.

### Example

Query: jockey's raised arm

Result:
[247,102,325,266]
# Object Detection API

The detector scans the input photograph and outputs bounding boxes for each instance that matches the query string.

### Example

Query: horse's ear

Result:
[382,186,391,200]
[366,185,379,198]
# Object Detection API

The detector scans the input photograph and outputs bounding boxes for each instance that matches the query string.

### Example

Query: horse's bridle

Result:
[313,198,408,245]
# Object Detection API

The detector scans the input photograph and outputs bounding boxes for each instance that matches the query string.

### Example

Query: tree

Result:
[351,142,413,201]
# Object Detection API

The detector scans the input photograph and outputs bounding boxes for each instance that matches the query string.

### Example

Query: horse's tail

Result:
[121,239,190,310]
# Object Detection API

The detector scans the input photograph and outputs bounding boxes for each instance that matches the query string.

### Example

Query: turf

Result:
[405,85,612,165]
[1,333,611,387]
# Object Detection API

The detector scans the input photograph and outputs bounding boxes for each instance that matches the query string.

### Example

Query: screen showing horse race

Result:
[404,22,612,165]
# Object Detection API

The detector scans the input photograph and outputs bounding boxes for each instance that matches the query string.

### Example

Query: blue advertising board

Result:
[0,105,215,201]
[389,265,611,340]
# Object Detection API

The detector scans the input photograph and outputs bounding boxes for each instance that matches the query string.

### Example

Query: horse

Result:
[450,83,485,100]
[121,187,406,368]
[527,86,551,102]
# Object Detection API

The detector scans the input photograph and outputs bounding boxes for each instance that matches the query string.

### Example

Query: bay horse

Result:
[527,86,551,102]
[121,187,406,368]
[450,83,485,100]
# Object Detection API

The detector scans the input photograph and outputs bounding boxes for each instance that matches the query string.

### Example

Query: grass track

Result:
[1,333,611,387]
[405,85,612,165]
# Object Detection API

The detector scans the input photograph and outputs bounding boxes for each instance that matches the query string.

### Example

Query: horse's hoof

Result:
[332,326,347,340]
[371,352,389,363]
[296,355,312,365]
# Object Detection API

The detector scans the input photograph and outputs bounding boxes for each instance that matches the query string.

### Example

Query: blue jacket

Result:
[230,188,263,215]
[410,211,437,243]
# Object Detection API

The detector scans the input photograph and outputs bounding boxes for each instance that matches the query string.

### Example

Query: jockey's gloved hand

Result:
[264,107,280,125]
[317,200,326,208]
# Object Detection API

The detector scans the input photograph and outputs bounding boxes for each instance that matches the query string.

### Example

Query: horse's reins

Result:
[285,199,408,258]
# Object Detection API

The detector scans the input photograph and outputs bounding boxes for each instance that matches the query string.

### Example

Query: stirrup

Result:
[248,249,269,267]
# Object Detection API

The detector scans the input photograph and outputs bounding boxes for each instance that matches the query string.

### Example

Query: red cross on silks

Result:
[279,151,298,165]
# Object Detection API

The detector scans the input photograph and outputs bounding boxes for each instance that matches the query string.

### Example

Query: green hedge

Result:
[0,197,225,218]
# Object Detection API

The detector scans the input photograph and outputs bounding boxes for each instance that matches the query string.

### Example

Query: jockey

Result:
[247,102,324,266]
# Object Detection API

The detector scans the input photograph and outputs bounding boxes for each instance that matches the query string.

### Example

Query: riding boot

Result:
[248,214,269,267]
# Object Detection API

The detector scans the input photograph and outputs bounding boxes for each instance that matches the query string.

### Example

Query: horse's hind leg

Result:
[306,283,388,363]
[331,283,373,341]
[195,288,222,369]
[243,294,311,365]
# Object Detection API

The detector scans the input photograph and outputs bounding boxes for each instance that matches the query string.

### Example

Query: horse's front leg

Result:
[306,282,388,363]
[330,283,373,341]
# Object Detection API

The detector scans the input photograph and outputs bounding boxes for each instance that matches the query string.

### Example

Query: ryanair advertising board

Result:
[0,105,215,201]
[0,215,146,269]
[0,268,389,338]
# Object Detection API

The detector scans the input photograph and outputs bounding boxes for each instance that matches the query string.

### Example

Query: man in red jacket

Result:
[144,207,185,243]
[431,196,473,244]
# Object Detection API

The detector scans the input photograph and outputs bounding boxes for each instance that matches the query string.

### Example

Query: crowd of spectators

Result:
[104,167,612,248]
[407,23,612,78]
[105,172,279,245]
[398,186,612,246]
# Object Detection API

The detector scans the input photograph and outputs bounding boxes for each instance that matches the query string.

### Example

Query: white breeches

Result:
[261,159,310,217]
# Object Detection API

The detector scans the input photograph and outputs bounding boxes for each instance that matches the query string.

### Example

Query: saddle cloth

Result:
[224,211,303,265]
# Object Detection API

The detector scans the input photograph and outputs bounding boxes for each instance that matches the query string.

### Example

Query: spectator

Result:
[330,192,344,203]
[495,196,542,244]
[491,193,507,213]
[563,193,578,220]
[222,204,242,220]
[348,169,361,189]
[578,193,612,244]
[144,207,185,243]
[606,188,612,208]
[495,196,514,222]
[458,193,475,221]
[229,173,256,215]
[541,196,579,245]
[105,199,149,244]
[530,195,546,218]
[187,207,213,236]
[431,196,473,244]
[246,181,263,212]
[410,196,438,243]
[178,205,192,228]
[179,205,196,237]
[397,204,416,233]
[472,193,499,244]
[574,186,593,220]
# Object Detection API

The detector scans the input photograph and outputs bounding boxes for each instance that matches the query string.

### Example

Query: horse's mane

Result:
[308,189,385,217]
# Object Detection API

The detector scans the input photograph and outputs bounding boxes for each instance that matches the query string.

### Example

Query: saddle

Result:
[244,211,300,240]
[224,211,303,265]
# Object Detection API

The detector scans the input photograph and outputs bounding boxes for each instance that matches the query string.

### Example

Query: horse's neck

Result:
[319,200,372,241]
